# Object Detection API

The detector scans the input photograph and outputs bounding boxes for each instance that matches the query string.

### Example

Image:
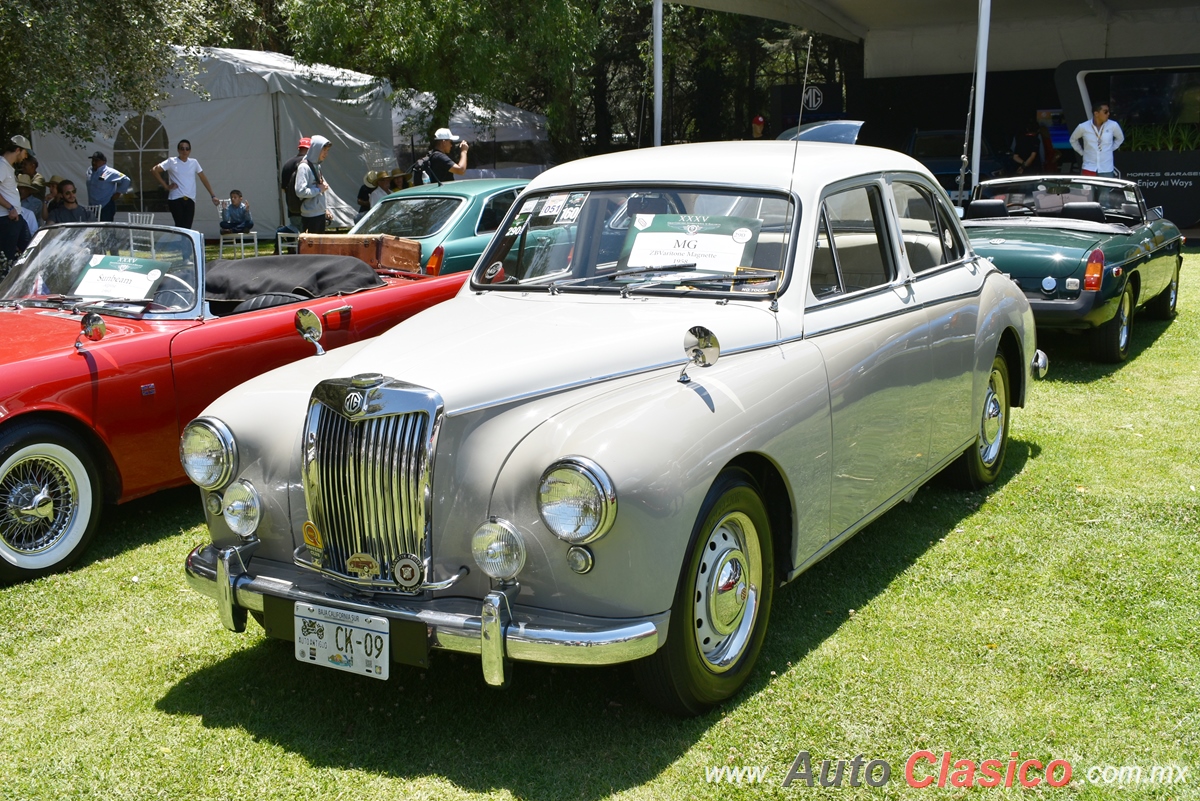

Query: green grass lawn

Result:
[2,256,1198,800]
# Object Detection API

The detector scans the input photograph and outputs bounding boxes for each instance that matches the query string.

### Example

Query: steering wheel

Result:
[152,272,196,310]
[1006,202,1033,214]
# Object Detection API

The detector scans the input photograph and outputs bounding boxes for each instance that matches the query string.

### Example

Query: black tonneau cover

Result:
[204,254,385,302]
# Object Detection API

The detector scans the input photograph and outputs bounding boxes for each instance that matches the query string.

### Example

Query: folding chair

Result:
[84,205,102,221]
[127,212,156,257]
[217,199,258,258]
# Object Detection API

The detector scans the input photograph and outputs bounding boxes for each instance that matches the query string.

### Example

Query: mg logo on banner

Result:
[803,86,824,111]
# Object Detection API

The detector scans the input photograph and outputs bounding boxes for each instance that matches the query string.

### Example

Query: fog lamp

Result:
[472,518,526,581]
[222,479,261,540]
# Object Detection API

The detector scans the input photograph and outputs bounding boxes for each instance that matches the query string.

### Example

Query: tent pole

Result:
[971,0,990,195]
[272,92,286,228]
[653,0,662,147]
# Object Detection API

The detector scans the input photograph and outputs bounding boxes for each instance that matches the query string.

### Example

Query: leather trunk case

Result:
[298,233,422,273]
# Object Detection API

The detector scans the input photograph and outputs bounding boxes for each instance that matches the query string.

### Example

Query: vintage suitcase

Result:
[298,233,424,274]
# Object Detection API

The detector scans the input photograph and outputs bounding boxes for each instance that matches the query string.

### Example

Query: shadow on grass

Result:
[155,443,1035,799]
[79,486,205,569]
[1035,312,1177,384]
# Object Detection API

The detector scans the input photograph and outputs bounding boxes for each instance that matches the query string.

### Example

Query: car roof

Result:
[979,174,1137,190]
[383,178,528,201]
[526,141,929,194]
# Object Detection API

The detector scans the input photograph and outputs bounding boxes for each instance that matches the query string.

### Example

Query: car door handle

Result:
[323,305,352,330]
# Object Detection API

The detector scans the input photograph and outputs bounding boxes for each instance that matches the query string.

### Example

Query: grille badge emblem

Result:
[343,391,365,415]
[346,552,380,579]
[392,555,424,591]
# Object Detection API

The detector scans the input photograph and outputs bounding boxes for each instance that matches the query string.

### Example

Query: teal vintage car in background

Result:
[349,178,527,275]
[962,175,1183,362]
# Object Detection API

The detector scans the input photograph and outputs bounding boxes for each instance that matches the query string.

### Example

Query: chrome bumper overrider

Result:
[185,543,668,686]
[1031,349,1049,380]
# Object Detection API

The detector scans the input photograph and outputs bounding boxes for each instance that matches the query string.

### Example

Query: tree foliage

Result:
[0,0,235,141]
[280,0,596,157]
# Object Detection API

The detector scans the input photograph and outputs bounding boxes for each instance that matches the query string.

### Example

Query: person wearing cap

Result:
[86,150,133,222]
[19,156,46,201]
[281,136,311,230]
[751,115,765,139]
[428,127,469,183]
[370,170,396,207]
[356,170,379,220]
[0,135,35,259]
[153,139,219,229]
[17,174,42,219]
[294,135,333,233]
[40,174,65,223]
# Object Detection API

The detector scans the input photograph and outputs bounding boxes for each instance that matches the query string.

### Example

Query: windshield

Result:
[352,196,464,238]
[0,225,198,313]
[470,187,794,297]
[976,178,1142,220]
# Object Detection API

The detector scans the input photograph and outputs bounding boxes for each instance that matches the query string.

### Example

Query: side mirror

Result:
[295,308,325,356]
[679,326,719,383]
[74,313,106,352]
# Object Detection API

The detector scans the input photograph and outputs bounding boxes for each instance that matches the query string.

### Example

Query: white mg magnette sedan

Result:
[182,141,1048,715]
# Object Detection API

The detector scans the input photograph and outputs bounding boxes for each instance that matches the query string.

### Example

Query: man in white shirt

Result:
[0,135,34,260]
[1069,102,1124,177]
[152,139,219,229]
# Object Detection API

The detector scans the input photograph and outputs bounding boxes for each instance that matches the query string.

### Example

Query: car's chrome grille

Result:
[299,377,443,593]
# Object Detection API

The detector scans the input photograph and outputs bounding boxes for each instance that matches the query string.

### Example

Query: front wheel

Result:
[1145,260,1180,320]
[0,423,102,584]
[1091,283,1134,362]
[634,469,774,716]
[948,354,1011,490]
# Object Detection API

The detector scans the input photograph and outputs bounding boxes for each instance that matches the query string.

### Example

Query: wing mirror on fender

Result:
[678,326,719,383]
[294,308,325,356]
[74,312,106,352]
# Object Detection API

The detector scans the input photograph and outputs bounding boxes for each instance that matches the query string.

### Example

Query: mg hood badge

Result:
[343,391,365,415]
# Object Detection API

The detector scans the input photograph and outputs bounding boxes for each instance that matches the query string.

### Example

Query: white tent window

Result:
[114,114,170,214]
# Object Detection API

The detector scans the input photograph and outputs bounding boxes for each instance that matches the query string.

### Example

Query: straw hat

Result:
[390,168,407,180]
[16,174,33,190]
[363,170,379,188]
[49,174,66,185]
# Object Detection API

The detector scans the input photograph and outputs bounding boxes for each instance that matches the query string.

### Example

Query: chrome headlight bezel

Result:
[179,417,238,491]
[537,456,617,545]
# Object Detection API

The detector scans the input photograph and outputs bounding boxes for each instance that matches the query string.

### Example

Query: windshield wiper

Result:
[621,268,780,297]
[79,297,156,310]
[22,294,84,309]
[545,263,697,293]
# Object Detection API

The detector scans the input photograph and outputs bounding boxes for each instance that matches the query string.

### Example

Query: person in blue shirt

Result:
[85,151,131,221]
[220,190,254,234]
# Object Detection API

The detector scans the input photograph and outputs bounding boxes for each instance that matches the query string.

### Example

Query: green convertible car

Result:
[962,175,1183,362]
[350,178,528,275]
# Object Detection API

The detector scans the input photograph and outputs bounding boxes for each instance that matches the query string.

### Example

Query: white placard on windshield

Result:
[72,256,164,299]
[622,215,761,273]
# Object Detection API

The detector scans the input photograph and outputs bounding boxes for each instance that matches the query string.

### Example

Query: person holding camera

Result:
[428,127,469,182]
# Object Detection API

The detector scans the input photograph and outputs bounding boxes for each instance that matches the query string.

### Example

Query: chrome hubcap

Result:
[978,368,1006,468]
[692,511,761,673]
[0,456,77,554]
[1117,292,1131,350]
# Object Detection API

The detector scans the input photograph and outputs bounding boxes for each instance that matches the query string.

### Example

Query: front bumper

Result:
[185,542,668,686]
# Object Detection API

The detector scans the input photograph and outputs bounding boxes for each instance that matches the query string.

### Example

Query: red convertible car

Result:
[0,222,466,582]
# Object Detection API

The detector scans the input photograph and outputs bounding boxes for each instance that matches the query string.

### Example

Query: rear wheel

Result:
[635,469,774,716]
[0,423,102,584]
[1091,283,1134,362]
[948,354,1010,489]
[1145,260,1180,320]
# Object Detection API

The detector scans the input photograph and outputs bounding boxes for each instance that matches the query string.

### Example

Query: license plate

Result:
[294,602,389,680]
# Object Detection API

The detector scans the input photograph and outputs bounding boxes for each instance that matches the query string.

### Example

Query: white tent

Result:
[32,48,394,238]
[392,93,551,180]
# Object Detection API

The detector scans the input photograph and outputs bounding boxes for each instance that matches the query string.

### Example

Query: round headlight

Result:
[471,519,526,581]
[538,457,616,544]
[179,418,237,490]
[221,480,261,540]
